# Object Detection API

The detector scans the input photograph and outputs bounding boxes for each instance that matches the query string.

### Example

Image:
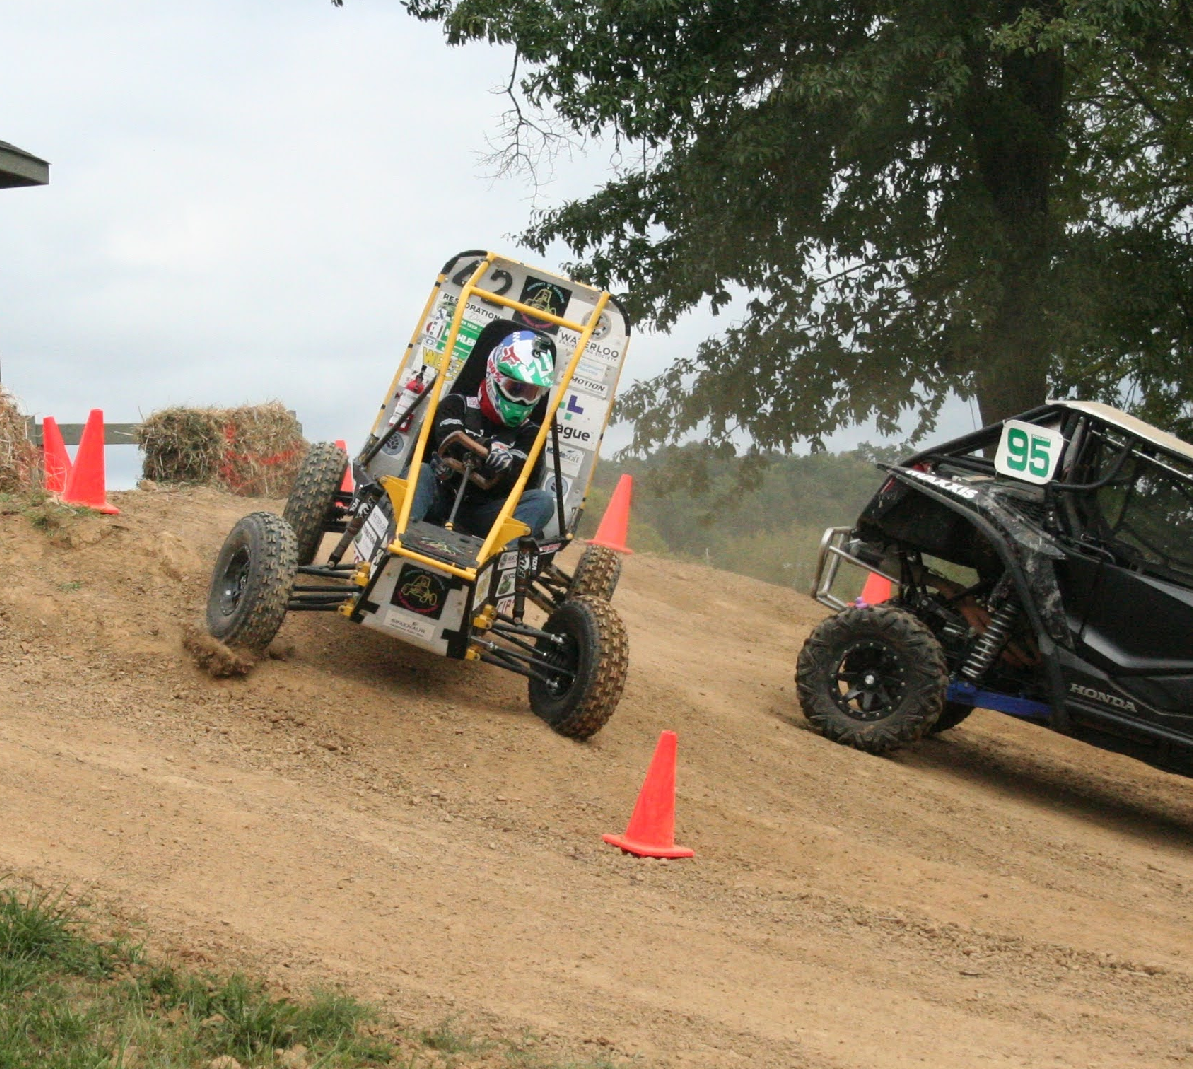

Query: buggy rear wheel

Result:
[529,594,629,740]
[283,441,349,566]
[569,543,622,601]
[796,604,947,754]
[206,511,297,653]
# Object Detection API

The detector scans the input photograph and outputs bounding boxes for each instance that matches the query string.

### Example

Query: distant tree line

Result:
[579,443,902,591]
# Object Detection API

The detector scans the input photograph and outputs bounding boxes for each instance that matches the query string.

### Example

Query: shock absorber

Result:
[960,596,1020,682]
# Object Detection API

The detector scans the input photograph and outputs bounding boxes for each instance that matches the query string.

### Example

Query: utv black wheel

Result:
[283,441,348,565]
[929,700,974,734]
[796,605,947,754]
[529,594,629,740]
[569,543,622,601]
[206,512,298,652]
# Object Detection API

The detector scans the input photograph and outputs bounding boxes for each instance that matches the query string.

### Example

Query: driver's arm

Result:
[429,393,468,452]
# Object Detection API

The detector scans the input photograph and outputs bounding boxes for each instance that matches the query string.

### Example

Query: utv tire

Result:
[206,511,298,653]
[283,441,349,566]
[796,604,948,754]
[929,700,975,734]
[529,594,629,740]
[569,543,622,601]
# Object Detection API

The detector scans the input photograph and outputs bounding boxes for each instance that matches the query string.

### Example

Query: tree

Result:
[377,0,1192,450]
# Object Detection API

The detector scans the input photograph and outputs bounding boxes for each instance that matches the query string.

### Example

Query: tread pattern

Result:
[530,594,629,740]
[283,442,348,566]
[568,543,622,601]
[796,604,947,754]
[206,511,298,652]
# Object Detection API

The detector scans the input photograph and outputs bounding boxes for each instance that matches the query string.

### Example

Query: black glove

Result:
[481,441,514,480]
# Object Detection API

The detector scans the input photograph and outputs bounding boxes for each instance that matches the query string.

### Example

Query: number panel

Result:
[995,420,1064,485]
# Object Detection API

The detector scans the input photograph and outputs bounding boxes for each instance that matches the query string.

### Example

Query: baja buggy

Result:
[797,401,1193,777]
[205,251,631,739]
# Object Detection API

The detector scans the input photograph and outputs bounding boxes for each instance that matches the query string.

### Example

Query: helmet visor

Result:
[495,373,548,404]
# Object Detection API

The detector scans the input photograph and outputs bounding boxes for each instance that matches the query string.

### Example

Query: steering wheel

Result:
[436,430,499,490]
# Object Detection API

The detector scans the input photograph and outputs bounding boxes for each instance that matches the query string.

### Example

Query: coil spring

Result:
[960,597,1020,681]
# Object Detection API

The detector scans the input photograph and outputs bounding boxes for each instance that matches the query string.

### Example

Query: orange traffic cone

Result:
[589,473,633,554]
[856,572,891,606]
[61,409,119,515]
[41,416,72,494]
[334,439,354,493]
[603,730,694,859]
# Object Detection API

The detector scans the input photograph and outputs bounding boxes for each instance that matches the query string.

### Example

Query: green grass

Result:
[0,882,634,1069]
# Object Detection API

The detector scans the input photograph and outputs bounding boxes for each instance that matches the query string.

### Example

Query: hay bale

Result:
[138,402,306,496]
[0,389,39,493]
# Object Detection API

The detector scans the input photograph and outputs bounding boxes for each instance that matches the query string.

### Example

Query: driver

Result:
[408,329,557,539]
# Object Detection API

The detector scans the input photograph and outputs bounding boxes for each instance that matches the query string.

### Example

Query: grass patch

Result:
[0,882,635,1069]
[0,881,389,1067]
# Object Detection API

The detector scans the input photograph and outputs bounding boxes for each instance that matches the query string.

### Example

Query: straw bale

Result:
[0,389,39,493]
[138,402,307,496]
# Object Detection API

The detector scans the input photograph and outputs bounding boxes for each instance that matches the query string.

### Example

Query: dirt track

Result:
[2,487,1193,1068]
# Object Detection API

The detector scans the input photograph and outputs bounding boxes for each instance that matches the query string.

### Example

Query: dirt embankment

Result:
[2,486,1192,1069]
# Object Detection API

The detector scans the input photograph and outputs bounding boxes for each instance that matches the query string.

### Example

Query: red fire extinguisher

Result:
[392,368,429,432]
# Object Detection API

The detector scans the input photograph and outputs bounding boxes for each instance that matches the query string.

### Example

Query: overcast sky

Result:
[1,1,976,488]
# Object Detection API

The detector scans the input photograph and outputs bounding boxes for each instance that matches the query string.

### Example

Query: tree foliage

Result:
[384,0,1193,448]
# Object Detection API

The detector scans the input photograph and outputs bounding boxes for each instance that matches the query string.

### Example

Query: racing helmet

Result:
[479,330,555,427]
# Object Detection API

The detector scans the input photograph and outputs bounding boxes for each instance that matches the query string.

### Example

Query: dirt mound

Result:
[2,486,1193,1069]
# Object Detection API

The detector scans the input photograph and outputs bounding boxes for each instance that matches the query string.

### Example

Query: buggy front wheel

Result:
[796,604,947,754]
[206,511,297,653]
[283,441,349,566]
[568,543,622,601]
[529,595,629,740]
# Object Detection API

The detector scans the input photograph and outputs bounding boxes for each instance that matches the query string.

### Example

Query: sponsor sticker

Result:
[568,373,610,400]
[392,564,449,619]
[544,474,572,499]
[422,295,483,366]
[581,309,612,340]
[496,570,517,598]
[515,276,573,334]
[354,504,391,561]
[901,468,980,501]
[499,550,517,571]
[556,392,605,446]
[380,605,437,641]
[545,443,585,478]
[496,596,515,616]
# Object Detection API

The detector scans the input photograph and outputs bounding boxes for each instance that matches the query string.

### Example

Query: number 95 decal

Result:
[994,420,1065,485]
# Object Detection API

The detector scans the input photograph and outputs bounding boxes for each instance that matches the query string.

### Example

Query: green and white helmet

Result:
[479,330,556,426]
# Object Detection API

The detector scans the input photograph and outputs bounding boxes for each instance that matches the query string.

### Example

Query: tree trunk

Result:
[966,34,1065,428]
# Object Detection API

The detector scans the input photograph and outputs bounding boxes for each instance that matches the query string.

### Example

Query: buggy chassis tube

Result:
[388,252,613,582]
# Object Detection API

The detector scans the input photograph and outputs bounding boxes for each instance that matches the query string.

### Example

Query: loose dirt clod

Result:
[182,627,256,677]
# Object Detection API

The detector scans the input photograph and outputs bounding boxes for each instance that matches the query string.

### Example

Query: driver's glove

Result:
[481,441,514,480]
[430,453,453,482]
